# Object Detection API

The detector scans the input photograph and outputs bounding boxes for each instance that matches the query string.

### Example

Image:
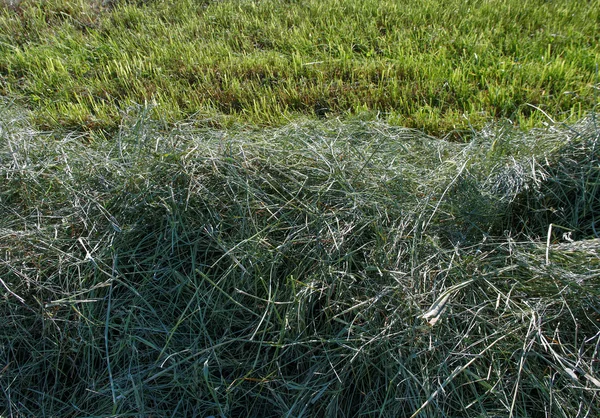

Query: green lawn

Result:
[1,0,598,135]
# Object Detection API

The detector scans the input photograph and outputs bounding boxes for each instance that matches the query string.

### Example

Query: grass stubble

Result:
[1,99,599,416]
[0,0,598,135]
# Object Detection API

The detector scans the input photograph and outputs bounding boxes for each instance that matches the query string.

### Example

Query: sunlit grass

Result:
[0,0,598,134]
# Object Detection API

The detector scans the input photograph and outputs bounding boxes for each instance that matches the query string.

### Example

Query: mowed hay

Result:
[1,105,599,416]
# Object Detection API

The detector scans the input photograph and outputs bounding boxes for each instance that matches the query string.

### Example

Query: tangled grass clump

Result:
[1,104,599,417]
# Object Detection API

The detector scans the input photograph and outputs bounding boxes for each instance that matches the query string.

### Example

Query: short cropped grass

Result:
[1,101,599,416]
[0,0,599,134]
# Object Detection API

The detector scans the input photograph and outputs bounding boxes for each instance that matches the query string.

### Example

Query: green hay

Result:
[1,104,599,416]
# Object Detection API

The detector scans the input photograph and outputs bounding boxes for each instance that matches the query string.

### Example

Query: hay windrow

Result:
[1,104,599,416]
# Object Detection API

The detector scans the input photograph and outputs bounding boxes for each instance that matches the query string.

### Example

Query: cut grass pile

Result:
[0,0,598,134]
[1,101,599,416]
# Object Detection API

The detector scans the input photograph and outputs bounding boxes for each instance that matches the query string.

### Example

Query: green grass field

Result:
[0,0,599,135]
[1,0,600,417]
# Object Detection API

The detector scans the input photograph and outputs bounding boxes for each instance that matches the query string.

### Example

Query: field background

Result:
[1,0,600,417]
[0,0,599,134]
